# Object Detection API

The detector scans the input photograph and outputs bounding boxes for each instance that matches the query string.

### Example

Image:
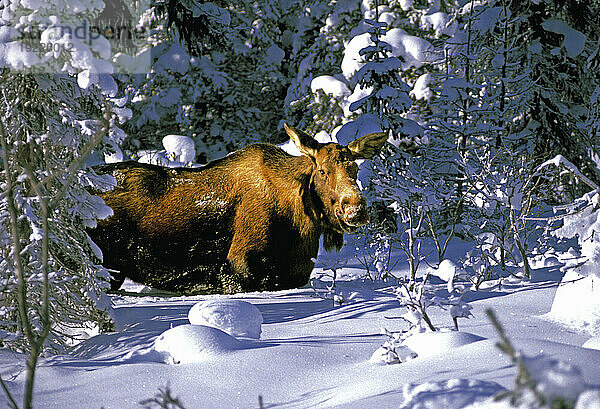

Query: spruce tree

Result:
[0,0,123,405]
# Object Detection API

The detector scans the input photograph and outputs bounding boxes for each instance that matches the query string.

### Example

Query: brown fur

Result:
[89,125,387,294]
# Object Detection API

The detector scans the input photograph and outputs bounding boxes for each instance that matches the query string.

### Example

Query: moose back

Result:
[90,124,387,294]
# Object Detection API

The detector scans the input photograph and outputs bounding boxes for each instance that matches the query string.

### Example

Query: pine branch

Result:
[50,100,112,208]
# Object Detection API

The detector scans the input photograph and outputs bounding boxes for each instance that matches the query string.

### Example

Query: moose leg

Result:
[223,239,269,293]
[220,206,271,293]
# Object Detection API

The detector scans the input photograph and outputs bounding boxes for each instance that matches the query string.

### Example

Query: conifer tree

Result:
[0,0,123,406]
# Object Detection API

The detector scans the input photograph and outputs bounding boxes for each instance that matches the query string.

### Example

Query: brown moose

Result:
[89,124,387,294]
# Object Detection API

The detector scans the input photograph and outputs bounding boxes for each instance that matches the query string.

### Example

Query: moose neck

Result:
[269,153,327,235]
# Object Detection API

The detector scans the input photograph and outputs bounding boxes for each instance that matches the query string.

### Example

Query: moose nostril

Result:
[340,195,367,223]
[340,196,352,208]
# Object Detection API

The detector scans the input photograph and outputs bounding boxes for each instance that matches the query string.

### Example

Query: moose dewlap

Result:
[89,124,387,294]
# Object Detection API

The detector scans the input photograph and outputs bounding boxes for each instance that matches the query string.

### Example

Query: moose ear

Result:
[347,131,388,159]
[284,123,321,158]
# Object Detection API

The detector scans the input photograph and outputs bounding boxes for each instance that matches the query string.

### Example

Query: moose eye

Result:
[318,169,326,177]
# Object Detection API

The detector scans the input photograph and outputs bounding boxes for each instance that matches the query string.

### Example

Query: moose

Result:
[89,124,387,294]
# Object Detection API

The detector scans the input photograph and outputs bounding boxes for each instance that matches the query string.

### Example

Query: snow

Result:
[157,43,190,74]
[104,144,123,163]
[542,19,586,58]
[265,44,285,67]
[543,270,600,335]
[421,12,457,38]
[346,82,374,116]
[20,0,46,9]
[188,299,263,339]
[524,354,587,403]
[113,49,152,74]
[583,336,600,350]
[2,241,600,408]
[137,150,170,166]
[324,0,361,29]
[90,34,112,60]
[538,154,598,190]
[334,114,383,145]
[576,390,600,409]
[398,379,504,409]
[429,258,456,283]
[311,75,351,98]
[411,73,433,101]
[2,0,598,407]
[152,324,243,364]
[399,0,413,12]
[370,343,417,365]
[2,41,40,69]
[342,29,437,80]
[401,331,485,358]
[162,134,196,163]
[137,147,202,168]
[384,29,438,71]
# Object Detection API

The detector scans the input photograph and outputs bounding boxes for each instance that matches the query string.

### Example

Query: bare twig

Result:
[0,376,20,409]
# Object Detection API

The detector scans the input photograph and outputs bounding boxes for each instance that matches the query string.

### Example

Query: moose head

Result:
[284,123,387,235]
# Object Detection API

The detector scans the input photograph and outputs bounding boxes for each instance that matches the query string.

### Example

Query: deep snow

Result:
[1,242,600,409]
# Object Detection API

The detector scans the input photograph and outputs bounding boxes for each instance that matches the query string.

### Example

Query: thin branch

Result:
[0,113,35,346]
[535,155,598,191]
[50,100,111,208]
[0,376,20,409]
[21,166,51,344]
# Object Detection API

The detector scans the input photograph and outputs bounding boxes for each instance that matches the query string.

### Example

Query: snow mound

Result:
[582,336,600,350]
[575,390,600,409]
[153,324,241,364]
[544,270,600,335]
[370,344,417,365]
[162,134,196,163]
[429,258,457,282]
[399,378,505,409]
[113,49,152,73]
[188,299,263,339]
[402,331,485,358]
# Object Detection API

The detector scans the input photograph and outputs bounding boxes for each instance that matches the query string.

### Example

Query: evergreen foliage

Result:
[0,0,121,354]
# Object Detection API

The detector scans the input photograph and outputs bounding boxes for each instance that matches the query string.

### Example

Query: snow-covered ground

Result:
[1,243,599,409]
